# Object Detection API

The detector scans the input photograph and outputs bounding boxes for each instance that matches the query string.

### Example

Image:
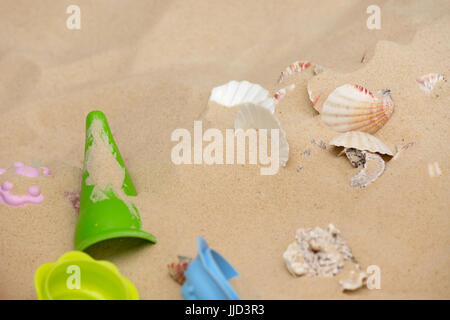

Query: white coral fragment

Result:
[283,224,357,277]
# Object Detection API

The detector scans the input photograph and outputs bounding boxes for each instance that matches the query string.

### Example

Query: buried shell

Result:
[350,151,385,188]
[209,80,273,112]
[235,103,289,166]
[167,255,192,285]
[416,73,446,93]
[330,131,393,156]
[307,83,321,108]
[278,61,312,83]
[321,84,394,134]
[273,84,296,104]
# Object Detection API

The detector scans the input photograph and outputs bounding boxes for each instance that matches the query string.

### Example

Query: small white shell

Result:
[210,80,272,111]
[339,264,367,291]
[321,84,394,134]
[329,131,393,156]
[235,103,289,166]
[416,73,446,93]
[283,241,307,276]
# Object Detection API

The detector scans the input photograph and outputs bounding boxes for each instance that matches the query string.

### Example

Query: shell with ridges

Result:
[209,80,271,110]
[321,84,394,134]
[416,73,446,93]
[235,103,289,166]
[329,131,393,156]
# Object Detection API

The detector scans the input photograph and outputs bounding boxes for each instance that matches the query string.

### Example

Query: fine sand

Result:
[0,0,449,299]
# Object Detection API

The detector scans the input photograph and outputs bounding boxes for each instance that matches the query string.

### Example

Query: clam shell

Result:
[278,61,312,83]
[235,103,289,166]
[209,80,272,111]
[329,131,393,156]
[321,84,394,134]
[416,73,446,93]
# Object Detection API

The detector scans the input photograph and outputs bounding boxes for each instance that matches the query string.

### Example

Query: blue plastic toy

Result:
[181,237,240,300]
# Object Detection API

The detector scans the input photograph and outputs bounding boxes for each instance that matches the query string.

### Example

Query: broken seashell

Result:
[307,83,321,108]
[393,142,415,160]
[235,103,289,166]
[428,161,442,178]
[321,84,394,134]
[283,241,308,276]
[350,151,385,188]
[278,61,312,83]
[209,80,272,111]
[339,263,368,291]
[416,73,446,93]
[329,131,393,156]
[360,52,367,63]
[168,255,192,285]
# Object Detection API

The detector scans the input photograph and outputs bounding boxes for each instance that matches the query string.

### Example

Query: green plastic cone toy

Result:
[74,110,156,251]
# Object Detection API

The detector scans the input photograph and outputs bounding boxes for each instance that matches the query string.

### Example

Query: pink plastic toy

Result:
[0,162,50,207]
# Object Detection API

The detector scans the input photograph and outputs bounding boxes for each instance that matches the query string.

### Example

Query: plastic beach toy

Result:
[181,237,241,300]
[74,110,156,251]
[0,162,50,207]
[34,251,139,300]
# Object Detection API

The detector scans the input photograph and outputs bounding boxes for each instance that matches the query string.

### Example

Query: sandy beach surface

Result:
[0,0,449,299]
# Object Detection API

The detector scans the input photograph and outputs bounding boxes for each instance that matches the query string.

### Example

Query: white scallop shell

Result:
[329,131,393,156]
[209,80,271,110]
[416,73,446,93]
[235,103,289,166]
[321,84,394,134]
